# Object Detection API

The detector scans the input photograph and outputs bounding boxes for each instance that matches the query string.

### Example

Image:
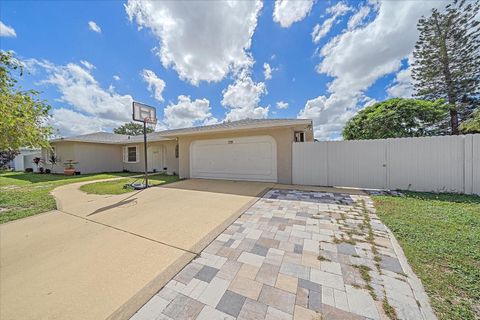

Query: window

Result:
[128,147,136,162]
[294,131,305,142]
[123,146,139,163]
[175,144,179,158]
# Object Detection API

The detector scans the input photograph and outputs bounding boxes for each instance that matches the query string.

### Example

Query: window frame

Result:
[294,131,306,142]
[123,145,139,163]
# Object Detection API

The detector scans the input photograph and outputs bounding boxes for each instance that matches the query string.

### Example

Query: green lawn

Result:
[80,174,180,195]
[372,192,480,320]
[0,171,138,224]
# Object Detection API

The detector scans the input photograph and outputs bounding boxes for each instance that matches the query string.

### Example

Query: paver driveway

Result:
[132,189,435,320]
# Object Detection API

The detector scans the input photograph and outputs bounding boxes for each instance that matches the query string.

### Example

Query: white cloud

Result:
[141,69,166,102]
[276,101,289,109]
[387,64,413,98]
[298,94,356,140]
[32,60,133,136]
[300,0,447,139]
[347,6,370,30]
[50,108,121,136]
[80,60,94,70]
[362,96,378,108]
[263,63,277,80]
[273,0,315,28]
[311,2,351,44]
[88,21,102,33]
[125,0,263,85]
[163,95,216,129]
[0,21,16,37]
[221,74,268,121]
[113,75,120,81]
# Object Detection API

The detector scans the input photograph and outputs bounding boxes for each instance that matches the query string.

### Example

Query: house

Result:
[44,119,313,184]
[11,148,42,172]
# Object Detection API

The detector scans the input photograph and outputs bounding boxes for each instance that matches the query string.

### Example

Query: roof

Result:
[151,118,312,138]
[51,119,312,144]
[50,132,173,144]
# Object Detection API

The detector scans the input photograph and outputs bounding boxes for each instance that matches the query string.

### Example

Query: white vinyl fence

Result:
[293,134,480,195]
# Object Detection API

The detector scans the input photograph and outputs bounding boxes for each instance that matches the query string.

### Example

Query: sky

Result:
[0,0,448,140]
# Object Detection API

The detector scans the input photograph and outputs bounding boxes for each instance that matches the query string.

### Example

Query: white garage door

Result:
[190,135,277,182]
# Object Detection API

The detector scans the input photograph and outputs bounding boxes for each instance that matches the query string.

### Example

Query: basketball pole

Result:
[143,120,148,187]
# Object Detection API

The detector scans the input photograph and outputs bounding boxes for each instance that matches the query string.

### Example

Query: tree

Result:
[0,150,18,169]
[113,122,154,135]
[0,51,52,151]
[459,109,480,134]
[342,98,449,140]
[412,0,480,135]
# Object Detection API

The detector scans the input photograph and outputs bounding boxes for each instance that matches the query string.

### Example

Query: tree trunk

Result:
[450,108,459,135]
[436,16,459,135]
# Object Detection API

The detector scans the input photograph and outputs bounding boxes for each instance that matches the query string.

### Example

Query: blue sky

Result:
[0,0,446,139]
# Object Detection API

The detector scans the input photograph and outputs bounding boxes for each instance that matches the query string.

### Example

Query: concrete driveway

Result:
[0,179,271,320]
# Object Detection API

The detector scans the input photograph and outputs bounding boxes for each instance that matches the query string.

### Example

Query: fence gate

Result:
[292,135,479,195]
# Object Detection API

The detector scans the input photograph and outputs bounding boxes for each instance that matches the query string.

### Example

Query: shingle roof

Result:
[149,118,312,138]
[51,118,312,144]
[50,132,171,144]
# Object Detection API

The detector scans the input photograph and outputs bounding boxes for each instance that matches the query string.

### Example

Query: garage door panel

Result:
[190,136,277,182]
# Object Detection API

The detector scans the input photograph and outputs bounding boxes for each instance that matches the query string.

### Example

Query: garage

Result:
[190,135,277,182]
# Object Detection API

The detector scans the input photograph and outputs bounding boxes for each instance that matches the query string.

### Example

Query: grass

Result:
[79,174,180,195]
[0,171,138,224]
[383,298,398,320]
[372,192,480,320]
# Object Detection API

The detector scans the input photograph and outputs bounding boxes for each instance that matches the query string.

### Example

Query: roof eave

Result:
[50,137,175,145]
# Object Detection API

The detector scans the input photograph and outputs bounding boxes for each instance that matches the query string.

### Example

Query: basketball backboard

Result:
[132,101,157,124]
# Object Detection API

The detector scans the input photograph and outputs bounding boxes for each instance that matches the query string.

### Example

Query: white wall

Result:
[293,135,480,195]
[12,150,41,171]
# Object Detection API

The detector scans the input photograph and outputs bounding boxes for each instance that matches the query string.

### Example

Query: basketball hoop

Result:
[133,102,157,124]
[132,101,158,188]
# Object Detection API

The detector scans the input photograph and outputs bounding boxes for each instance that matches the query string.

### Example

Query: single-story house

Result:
[11,148,42,172]
[43,118,313,184]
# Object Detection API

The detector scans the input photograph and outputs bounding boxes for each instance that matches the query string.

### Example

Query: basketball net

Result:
[144,117,157,131]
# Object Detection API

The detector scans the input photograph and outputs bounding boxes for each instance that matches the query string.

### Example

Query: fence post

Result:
[385,139,390,190]
[326,141,330,186]
[464,135,473,194]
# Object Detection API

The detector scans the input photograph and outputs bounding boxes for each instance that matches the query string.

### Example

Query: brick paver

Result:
[131,189,435,320]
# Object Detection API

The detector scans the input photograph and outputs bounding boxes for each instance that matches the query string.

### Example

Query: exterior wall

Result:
[178,125,313,184]
[43,142,76,173]
[292,134,480,195]
[123,140,179,174]
[46,142,123,174]
[12,156,24,171]
[73,143,123,174]
[47,140,178,174]
[12,150,41,171]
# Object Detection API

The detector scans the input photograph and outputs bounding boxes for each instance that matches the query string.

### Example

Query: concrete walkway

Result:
[132,189,436,320]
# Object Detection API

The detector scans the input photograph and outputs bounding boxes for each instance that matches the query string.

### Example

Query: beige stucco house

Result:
[44,119,313,184]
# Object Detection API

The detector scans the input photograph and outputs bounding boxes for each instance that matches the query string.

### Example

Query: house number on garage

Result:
[228,140,234,144]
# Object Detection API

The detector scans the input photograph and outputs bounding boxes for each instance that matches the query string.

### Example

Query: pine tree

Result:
[412,0,480,135]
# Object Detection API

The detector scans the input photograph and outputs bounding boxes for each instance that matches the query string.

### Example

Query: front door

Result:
[147,146,164,172]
